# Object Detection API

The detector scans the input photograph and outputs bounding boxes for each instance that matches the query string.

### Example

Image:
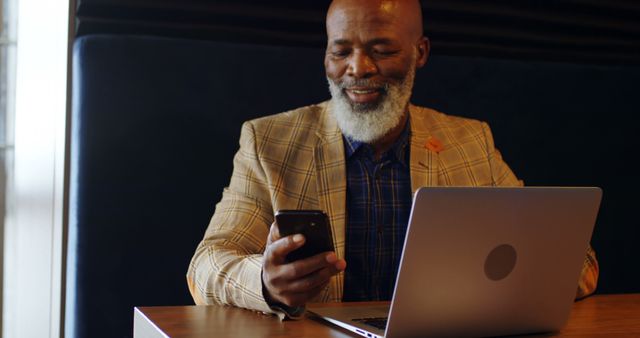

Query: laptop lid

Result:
[385,186,602,337]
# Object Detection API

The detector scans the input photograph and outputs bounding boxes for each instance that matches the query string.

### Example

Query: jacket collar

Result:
[313,101,347,302]
[408,104,440,192]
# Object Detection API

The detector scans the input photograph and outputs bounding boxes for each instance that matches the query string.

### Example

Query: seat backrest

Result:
[67,34,640,338]
[67,35,329,338]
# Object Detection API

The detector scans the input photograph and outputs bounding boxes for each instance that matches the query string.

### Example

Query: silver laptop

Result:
[308,187,602,338]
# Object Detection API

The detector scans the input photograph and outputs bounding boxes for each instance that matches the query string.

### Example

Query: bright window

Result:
[2,0,70,337]
[1,0,17,335]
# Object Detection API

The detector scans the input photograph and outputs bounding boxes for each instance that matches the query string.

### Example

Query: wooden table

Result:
[134,294,640,337]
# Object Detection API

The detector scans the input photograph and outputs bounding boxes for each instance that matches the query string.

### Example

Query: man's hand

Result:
[262,222,346,308]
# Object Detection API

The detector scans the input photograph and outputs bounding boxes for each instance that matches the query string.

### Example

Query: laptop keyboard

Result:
[353,317,388,330]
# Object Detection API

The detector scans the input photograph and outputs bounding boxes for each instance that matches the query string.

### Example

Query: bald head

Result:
[324,0,429,145]
[324,0,429,87]
[327,0,424,41]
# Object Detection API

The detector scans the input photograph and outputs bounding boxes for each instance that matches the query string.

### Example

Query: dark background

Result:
[68,1,639,337]
[75,0,640,65]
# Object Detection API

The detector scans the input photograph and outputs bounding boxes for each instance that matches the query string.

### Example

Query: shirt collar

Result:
[343,119,411,166]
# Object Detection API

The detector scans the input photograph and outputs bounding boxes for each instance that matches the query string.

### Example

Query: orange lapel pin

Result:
[425,136,444,153]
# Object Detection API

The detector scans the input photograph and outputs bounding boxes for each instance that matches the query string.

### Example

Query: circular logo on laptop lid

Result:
[484,244,517,281]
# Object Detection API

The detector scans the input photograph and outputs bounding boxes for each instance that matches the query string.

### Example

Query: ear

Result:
[415,36,430,69]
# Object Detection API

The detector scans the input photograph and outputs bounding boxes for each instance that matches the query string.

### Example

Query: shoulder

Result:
[410,105,489,141]
[245,101,328,134]
[239,101,331,151]
[411,105,487,131]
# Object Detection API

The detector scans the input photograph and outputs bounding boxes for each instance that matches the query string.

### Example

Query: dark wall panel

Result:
[75,0,640,65]
[412,58,640,294]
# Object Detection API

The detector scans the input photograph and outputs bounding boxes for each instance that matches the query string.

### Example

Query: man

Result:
[187,0,598,319]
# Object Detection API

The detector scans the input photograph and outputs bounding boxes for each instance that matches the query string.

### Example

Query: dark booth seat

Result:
[67,35,639,338]
[67,35,329,338]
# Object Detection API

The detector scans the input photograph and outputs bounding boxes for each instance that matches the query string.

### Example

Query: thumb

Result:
[267,222,281,246]
[267,234,305,264]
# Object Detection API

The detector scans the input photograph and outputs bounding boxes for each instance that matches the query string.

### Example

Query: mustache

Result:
[334,79,389,91]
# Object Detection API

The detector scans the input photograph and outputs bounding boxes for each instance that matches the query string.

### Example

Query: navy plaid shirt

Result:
[342,122,413,301]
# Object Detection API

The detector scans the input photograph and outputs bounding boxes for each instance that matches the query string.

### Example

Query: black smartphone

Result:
[274,210,335,262]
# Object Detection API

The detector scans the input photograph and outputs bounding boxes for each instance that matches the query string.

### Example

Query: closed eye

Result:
[330,50,351,58]
[373,49,399,56]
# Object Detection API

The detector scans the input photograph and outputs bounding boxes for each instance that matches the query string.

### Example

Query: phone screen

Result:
[275,210,334,262]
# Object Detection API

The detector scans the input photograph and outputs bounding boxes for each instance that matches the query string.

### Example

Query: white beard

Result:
[327,61,416,143]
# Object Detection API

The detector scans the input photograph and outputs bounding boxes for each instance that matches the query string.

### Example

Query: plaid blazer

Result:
[187,101,598,314]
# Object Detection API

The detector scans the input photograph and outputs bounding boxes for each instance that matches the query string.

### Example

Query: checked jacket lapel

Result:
[409,105,440,192]
[313,103,347,302]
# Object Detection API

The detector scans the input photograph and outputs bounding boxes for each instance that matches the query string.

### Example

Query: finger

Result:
[334,258,347,272]
[305,282,329,301]
[266,234,305,264]
[285,265,338,293]
[279,251,336,280]
[323,252,347,272]
[277,283,329,308]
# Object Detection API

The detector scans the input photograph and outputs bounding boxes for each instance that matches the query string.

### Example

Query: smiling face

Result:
[325,0,429,142]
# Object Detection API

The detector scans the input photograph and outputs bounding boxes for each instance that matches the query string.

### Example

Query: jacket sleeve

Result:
[481,121,599,299]
[187,121,275,314]
[576,245,599,299]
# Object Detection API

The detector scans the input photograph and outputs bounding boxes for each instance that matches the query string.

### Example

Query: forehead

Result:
[326,2,408,42]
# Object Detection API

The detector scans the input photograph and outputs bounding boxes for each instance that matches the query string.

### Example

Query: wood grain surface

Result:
[134,294,640,337]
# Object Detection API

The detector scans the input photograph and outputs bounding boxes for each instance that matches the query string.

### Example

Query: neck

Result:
[370,108,409,160]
